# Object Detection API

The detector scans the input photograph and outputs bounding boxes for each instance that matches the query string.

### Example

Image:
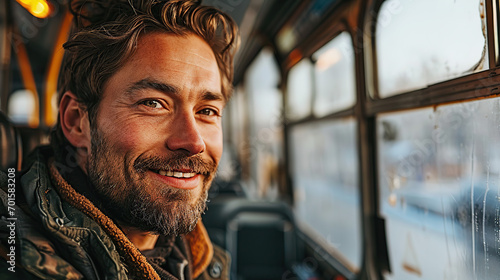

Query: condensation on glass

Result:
[375,0,487,97]
[312,32,356,116]
[286,59,313,121]
[243,48,283,199]
[290,118,361,271]
[378,98,500,280]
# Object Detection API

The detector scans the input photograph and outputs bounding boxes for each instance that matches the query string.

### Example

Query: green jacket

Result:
[0,147,229,280]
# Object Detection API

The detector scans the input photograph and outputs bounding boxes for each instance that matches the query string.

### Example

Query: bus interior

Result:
[1,0,500,279]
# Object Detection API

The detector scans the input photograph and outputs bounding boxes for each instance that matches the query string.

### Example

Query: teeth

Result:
[157,170,195,178]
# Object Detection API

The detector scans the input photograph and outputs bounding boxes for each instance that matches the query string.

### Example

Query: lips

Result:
[133,154,215,190]
[149,169,202,189]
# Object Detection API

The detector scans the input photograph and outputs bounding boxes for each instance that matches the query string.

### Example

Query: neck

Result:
[121,226,160,251]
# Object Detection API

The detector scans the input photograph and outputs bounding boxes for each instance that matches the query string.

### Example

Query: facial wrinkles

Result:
[169,58,215,73]
[186,49,214,64]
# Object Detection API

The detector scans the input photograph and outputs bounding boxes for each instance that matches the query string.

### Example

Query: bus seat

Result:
[0,111,22,171]
[203,197,297,280]
[209,179,246,198]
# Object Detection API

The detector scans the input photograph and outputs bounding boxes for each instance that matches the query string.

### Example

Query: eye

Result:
[198,108,218,116]
[139,99,163,109]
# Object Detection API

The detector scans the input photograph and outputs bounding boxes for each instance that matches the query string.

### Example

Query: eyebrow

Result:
[125,78,225,102]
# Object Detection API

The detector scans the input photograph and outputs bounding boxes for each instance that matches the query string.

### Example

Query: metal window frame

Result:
[365,0,500,109]
[360,1,500,280]
[282,12,372,280]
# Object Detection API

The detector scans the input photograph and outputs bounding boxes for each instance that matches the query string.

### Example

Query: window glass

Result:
[290,118,361,270]
[227,86,246,155]
[312,32,356,116]
[287,59,313,121]
[244,48,284,199]
[376,0,487,97]
[220,86,247,182]
[378,98,500,279]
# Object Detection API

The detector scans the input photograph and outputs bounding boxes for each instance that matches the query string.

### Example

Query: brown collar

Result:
[186,220,213,278]
[49,161,213,279]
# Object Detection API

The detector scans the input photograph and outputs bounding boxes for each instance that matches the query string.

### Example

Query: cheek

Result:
[100,119,162,153]
[203,126,223,163]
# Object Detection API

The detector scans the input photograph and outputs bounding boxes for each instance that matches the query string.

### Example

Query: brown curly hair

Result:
[53,0,239,148]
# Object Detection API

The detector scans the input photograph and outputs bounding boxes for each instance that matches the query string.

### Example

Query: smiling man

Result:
[81,33,224,241]
[0,0,238,279]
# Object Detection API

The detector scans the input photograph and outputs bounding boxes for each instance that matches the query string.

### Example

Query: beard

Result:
[86,127,217,237]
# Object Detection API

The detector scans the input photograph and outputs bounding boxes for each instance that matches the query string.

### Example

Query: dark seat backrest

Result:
[203,197,297,280]
[0,111,22,171]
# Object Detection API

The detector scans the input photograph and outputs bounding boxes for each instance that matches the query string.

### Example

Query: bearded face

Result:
[83,33,224,237]
[87,127,217,236]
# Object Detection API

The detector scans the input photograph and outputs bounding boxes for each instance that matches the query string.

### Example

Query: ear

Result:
[59,91,92,153]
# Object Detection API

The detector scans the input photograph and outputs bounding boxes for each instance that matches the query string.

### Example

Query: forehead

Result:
[102,32,222,100]
[134,32,218,69]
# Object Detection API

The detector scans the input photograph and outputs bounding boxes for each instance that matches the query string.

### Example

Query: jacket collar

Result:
[185,220,214,278]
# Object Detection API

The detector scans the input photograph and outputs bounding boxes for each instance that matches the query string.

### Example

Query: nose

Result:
[166,112,205,155]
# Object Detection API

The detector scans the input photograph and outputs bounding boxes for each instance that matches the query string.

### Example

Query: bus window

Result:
[375,0,486,97]
[243,48,284,199]
[221,86,247,181]
[378,98,500,279]
[290,118,361,271]
[312,31,355,116]
[286,59,313,121]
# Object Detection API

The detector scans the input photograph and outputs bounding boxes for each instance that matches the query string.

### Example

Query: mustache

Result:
[133,153,217,175]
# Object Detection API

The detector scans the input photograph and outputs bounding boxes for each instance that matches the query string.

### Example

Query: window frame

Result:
[362,0,500,279]
[284,23,358,126]
[283,24,365,277]
[364,0,500,111]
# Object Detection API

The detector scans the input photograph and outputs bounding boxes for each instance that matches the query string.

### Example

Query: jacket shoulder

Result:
[0,184,85,279]
[0,149,125,280]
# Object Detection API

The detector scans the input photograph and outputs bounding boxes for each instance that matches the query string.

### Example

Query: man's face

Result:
[86,33,224,236]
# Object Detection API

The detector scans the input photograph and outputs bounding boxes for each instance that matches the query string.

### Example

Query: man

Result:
[0,0,239,279]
